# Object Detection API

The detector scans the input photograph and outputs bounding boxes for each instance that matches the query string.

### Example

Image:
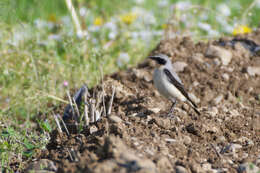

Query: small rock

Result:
[188,93,200,104]
[237,162,260,173]
[157,156,173,172]
[205,45,232,65]
[182,135,192,145]
[165,138,177,143]
[213,95,223,105]
[192,53,204,63]
[247,66,260,76]
[228,109,240,118]
[25,159,57,173]
[172,61,188,72]
[90,126,98,134]
[202,163,212,171]
[175,165,188,173]
[109,115,123,123]
[222,73,229,81]
[150,108,161,113]
[213,58,221,66]
[207,107,218,117]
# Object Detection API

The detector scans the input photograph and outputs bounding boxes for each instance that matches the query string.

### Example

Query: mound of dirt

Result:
[26,31,260,172]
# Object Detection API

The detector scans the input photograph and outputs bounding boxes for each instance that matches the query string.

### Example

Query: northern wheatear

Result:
[149,54,200,115]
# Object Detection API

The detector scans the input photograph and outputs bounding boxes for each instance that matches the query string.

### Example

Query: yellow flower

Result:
[48,14,57,22]
[94,17,104,26]
[120,12,138,25]
[232,25,252,35]
[162,24,168,29]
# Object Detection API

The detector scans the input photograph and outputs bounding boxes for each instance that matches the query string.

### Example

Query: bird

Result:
[149,54,200,116]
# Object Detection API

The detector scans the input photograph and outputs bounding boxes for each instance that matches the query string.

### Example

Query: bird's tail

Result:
[187,98,201,115]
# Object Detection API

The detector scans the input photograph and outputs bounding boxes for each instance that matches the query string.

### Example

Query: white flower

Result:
[48,34,62,41]
[108,31,117,40]
[117,52,130,67]
[208,30,219,37]
[34,19,48,29]
[217,3,231,17]
[158,0,169,7]
[175,1,191,11]
[134,0,144,4]
[79,7,87,17]
[256,0,260,8]
[197,22,211,32]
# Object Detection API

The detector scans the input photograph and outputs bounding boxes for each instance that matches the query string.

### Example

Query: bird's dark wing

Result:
[163,68,199,110]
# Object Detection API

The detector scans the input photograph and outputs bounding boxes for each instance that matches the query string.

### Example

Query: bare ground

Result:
[25,31,260,173]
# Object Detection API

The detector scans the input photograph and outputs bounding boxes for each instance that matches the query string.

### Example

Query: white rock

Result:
[207,107,218,117]
[213,95,223,105]
[109,115,122,123]
[247,66,260,76]
[192,53,204,63]
[172,61,188,72]
[188,93,200,104]
[205,45,232,65]
[222,73,229,81]
[165,138,177,143]
[150,108,161,113]
[176,166,188,173]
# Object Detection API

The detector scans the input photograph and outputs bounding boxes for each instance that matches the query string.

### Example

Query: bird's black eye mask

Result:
[149,56,167,65]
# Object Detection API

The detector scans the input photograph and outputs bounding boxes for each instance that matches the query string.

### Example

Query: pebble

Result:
[182,135,192,145]
[205,45,233,65]
[202,163,212,171]
[222,73,229,81]
[109,115,123,123]
[207,107,218,117]
[89,126,98,134]
[213,95,223,105]
[192,53,204,63]
[172,61,188,72]
[237,162,260,173]
[247,66,260,76]
[165,138,177,143]
[188,93,200,104]
[175,165,188,173]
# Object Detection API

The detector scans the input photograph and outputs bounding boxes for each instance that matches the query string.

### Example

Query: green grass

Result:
[0,0,259,171]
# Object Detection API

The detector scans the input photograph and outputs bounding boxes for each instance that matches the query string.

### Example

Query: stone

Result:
[175,165,188,173]
[182,135,192,145]
[207,107,218,117]
[172,61,188,72]
[222,73,229,81]
[237,162,260,173]
[192,53,204,63]
[213,95,223,105]
[247,66,260,76]
[109,115,123,123]
[188,93,200,104]
[205,45,232,65]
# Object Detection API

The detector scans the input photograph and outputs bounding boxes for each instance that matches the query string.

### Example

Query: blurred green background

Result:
[0,0,259,171]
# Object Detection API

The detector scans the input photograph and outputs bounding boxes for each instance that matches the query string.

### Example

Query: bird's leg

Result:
[168,99,177,117]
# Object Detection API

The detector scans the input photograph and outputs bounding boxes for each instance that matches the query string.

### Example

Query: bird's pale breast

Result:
[153,68,186,102]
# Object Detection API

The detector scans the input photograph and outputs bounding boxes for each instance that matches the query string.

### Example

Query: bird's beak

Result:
[148,56,158,61]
